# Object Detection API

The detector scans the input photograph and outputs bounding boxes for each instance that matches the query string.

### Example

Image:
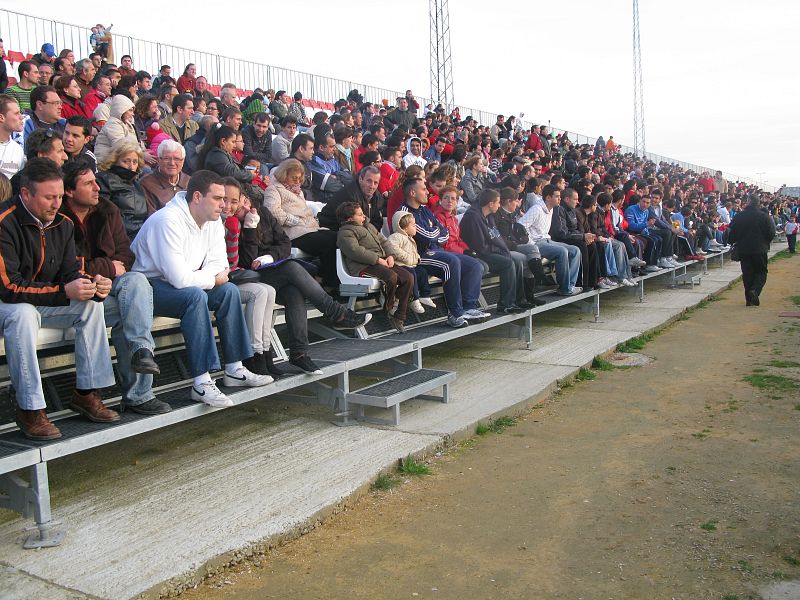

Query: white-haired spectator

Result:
[140,138,189,211]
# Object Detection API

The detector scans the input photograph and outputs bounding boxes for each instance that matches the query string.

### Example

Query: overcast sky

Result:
[3,0,797,189]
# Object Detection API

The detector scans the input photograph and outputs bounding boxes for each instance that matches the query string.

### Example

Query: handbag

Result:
[730,243,740,262]
[228,268,262,284]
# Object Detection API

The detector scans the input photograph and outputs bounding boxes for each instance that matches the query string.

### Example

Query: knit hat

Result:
[146,122,170,156]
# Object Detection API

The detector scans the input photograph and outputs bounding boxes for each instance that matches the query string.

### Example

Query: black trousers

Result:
[564,239,599,287]
[739,253,768,300]
[293,230,339,288]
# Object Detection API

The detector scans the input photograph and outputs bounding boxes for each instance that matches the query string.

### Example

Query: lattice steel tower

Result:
[632,0,646,157]
[429,0,454,107]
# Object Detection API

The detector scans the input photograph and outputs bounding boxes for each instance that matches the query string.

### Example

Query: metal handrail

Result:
[0,7,775,192]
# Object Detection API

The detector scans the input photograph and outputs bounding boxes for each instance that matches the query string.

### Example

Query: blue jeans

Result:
[103,272,155,406]
[0,299,115,410]
[599,241,618,277]
[534,240,580,293]
[149,279,252,377]
[419,251,482,317]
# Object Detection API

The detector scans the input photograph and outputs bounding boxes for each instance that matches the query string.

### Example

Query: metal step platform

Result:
[346,368,455,427]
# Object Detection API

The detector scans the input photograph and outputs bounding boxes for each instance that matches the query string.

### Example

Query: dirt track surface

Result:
[184,254,800,600]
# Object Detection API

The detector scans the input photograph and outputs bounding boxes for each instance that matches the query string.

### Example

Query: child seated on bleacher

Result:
[388,211,434,315]
[336,202,414,333]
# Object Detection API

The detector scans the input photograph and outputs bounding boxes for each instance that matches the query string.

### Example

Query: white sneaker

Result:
[657,258,671,268]
[645,265,661,272]
[419,297,436,308]
[622,278,636,287]
[696,249,707,255]
[630,257,647,267]
[191,382,233,408]
[223,366,273,388]
[668,258,681,267]
[409,299,425,314]
[463,308,491,320]
[597,279,612,289]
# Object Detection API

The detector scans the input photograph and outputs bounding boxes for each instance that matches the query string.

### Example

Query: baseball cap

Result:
[42,43,56,57]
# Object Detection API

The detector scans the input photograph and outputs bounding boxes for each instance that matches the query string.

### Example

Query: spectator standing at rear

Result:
[728,195,775,306]
[385,97,419,132]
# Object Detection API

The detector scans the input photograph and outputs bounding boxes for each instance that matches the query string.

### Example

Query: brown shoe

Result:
[70,390,120,423]
[16,408,62,441]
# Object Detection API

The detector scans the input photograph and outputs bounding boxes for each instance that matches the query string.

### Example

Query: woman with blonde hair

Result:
[263,158,339,288]
[96,140,150,240]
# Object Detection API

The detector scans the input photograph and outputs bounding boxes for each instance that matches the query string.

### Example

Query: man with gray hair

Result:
[74,58,97,98]
[220,87,239,110]
[140,139,190,210]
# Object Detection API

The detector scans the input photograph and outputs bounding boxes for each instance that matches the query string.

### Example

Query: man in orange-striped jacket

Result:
[0,158,118,441]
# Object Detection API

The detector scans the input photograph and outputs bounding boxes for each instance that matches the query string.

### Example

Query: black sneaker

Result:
[121,398,172,415]
[332,310,373,330]
[289,354,324,375]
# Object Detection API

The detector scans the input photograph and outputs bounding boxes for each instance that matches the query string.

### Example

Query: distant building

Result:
[779,186,800,198]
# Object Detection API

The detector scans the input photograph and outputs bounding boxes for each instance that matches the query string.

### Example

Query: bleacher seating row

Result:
[0,243,733,548]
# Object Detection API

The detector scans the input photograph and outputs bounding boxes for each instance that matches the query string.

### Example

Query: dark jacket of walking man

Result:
[728,196,775,306]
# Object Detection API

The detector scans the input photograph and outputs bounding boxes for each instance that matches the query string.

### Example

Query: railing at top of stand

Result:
[0,8,776,193]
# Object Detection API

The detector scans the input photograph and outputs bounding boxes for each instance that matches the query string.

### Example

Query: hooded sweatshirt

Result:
[131,191,228,290]
[94,95,138,165]
[402,137,427,169]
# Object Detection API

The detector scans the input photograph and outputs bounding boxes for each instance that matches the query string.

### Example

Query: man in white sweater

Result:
[517,184,582,296]
[132,170,272,407]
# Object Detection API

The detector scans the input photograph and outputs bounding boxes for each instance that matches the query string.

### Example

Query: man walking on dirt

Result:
[728,195,775,306]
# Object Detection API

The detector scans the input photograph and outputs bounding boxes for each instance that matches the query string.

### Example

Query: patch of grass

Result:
[772,571,789,580]
[477,416,517,436]
[783,555,800,567]
[399,454,431,476]
[737,560,753,573]
[665,466,676,473]
[372,473,400,491]
[770,249,792,262]
[592,356,614,371]
[575,367,596,382]
[768,360,800,368]
[692,432,707,439]
[752,367,767,373]
[617,331,656,353]
[790,295,800,306]
[743,374,799,392]
[722,400,740,413]
[794,404,800,411]
[723,595,740,600]
[700,519,719,531]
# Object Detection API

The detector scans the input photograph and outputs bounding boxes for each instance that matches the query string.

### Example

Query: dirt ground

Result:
[183,254,800,600]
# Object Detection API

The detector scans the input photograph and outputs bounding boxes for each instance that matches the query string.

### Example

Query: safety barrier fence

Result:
[0,8,776,192]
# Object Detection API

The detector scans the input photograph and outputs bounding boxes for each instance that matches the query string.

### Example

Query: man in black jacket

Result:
[0,159,118,440]
[241,112,272,166]
[460,188,527,313]
[317,166,382,231]
[729,195,776,306]
[550,187,599,289]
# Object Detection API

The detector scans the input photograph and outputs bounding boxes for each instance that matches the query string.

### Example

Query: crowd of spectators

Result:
[0,36,796,440]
